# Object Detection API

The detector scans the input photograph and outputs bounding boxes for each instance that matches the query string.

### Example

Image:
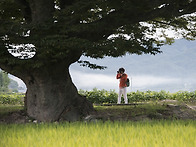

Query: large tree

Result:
[0,0,196,122]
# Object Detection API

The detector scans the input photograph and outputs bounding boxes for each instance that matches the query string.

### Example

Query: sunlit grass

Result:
[0,120,195,147]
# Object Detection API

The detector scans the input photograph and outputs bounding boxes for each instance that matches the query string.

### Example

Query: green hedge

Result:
[172,91,196,102]
[79,89,118,104]
[79,89,196,104]
[0,93,24,105]
[0,90,196,105]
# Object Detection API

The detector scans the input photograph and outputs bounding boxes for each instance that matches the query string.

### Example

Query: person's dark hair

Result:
[119,68,125,73]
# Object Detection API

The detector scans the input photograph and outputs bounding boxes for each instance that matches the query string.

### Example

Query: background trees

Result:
[0,71,10,92]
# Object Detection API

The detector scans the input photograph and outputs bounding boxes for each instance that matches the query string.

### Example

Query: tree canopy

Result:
[0,0,196,71]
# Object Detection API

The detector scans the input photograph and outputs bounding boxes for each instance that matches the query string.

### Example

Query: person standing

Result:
[116,68,128,104]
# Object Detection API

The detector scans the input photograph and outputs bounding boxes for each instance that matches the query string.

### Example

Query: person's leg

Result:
[122,87,128,104]
[118,88,123,104]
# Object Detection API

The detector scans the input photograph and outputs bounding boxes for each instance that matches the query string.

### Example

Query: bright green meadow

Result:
[0,120,195,147]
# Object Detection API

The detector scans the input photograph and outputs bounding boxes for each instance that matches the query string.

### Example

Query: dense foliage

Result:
[0,93,24,105]
[0,0,196,69]
[79,89,196,104]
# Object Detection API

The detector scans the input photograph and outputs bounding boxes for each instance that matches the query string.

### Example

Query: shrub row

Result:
[79,89,196,104]
[0,93,24,105]
[0,89,196,105]
[79,89,118,104]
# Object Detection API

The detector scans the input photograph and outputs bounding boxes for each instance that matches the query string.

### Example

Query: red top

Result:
[116,73,128,88]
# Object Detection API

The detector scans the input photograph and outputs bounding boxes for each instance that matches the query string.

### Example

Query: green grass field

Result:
[0,98,195,147]
[0,120,195,147]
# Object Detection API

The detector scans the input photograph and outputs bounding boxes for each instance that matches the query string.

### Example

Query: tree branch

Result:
[0,45,36,78]
[79,0,196,42]
[141,0,196,22]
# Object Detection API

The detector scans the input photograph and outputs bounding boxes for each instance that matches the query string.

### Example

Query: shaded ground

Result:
[0,100,195,124]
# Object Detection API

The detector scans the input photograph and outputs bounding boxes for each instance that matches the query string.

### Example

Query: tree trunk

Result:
[23,65,94,122]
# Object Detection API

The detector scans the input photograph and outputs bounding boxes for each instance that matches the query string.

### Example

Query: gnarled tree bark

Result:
[24,65,94,122]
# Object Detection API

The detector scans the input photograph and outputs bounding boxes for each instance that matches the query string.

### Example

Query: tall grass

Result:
[0,120,195,147]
